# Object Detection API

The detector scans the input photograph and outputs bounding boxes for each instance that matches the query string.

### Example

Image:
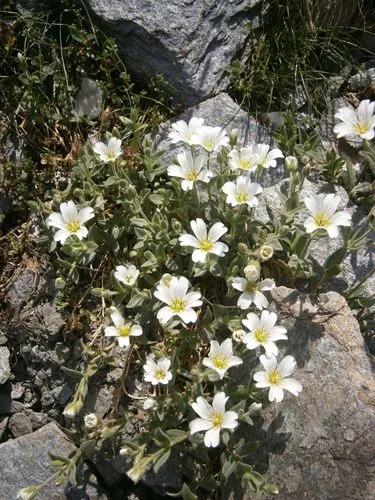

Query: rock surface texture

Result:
[0,346,11,385]
[86,1,263,105]
[0,422,76,499]
[255,287,375,499]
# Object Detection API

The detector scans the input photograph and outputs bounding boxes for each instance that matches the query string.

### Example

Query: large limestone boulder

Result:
[254,287,375,499]
[86,1,263,105]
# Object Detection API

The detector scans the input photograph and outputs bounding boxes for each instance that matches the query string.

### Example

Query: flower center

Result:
[155,369,166,380]
[239,159,252,170]
[267,370,282,386]
[245,281,257,293]
[186,169,199,181]
[235,191,248,203]
[354,121,369,135]
[66,221,81,233]
[170,298,186,313]
[203,139,214,151]
[211,413,224,428]
[119,325,131,337]
[212,355,228,370]
[198,239,214,252]
[314,212,330,227]
[254,328,268,343]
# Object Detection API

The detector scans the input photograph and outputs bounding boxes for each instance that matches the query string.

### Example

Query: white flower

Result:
[114,264,139,286]
[168,117,204,145]
[254,354,302,402]
[93,136,122,162]
[228,147,257,172]
[193,125,229,153]
[303,193,352,238]
[242,310,287,356]
[154,276,202,324]
[333,99,375,140]
[232,277,275,310]
[167,150,213,191]
[202,338,242,379]
[259,245,274,261]
[46,201,94,244]
[251,144,284,169]
[104,311,142,347]
[189,392,238,448]
[222,176,263,207]
[143,354,172,385]
[179,218,229,263]
[84,413,99,429]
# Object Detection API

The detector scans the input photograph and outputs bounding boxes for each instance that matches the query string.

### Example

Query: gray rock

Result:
[348,67,375,91]
[8,411,33,437]
[0,415,8,439]
[0,422,76,499]
[255,287,375,499]
[253,178,375,296]
[151,92,284,187]
[86,1,263,105]
[0,346,11,385]
[5,269,47,310]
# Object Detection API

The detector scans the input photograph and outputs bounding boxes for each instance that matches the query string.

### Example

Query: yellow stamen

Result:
[155,369,166,380]
[239,159,251,170]
[314,212,330,227]
[66,221,81,233]
[211,413,224,427]
[354,122,370,135]
[170,298,186,313]
[119,325,131,337]
[268,370,281,386]
[235,192,248,203]
[254,328,268,343]
[204,140,214,150]
[245,281,257,293]
[198,239,214,252]
[212,355,228,370]
[186,169,199,181]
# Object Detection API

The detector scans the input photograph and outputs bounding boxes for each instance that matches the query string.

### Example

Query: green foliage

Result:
[228,0,365,112]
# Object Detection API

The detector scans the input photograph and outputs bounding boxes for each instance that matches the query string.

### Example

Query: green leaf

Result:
[154,427,171,448]
[153,449,171,473]
[91,288,118,298]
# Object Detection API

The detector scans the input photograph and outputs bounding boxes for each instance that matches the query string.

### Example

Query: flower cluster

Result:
[42,102,361,496]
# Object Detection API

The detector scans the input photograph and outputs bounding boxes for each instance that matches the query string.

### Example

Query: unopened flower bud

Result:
[63,403,77,418]
[244,260,260,281]
[84,413,99,429]
[172,219,182,232]
[302,164,311,177]
[232,329,246,343]
[238,243,248,253]
[119,447,129,456]
[143,397,156,410]
[229,128,238,147]
[285,155,298,172]
[55,277,66,289]
[259,245,274,261]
